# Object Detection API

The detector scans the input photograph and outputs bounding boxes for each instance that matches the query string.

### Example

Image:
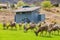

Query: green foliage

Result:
[10,4,16,9]
[29,4,36,7]
[17,1,26,7]
[0,6,2,9]
[41,1,52,8]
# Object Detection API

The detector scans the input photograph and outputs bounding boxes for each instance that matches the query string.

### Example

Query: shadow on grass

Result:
[53,34,60,36]
[9,29,17,31]
[39,35,53,38]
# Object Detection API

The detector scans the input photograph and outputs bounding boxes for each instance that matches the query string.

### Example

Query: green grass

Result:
[0,23,60,40]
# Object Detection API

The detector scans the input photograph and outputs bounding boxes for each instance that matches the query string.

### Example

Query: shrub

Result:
[41,1,52,8]
[10,4,15,9]
[17,1,26,7]
[0,6,1,9]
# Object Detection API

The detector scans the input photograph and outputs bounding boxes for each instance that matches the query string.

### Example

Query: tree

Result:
[17,1,26,7]
[41,1,52,8]
[11,4,15,9]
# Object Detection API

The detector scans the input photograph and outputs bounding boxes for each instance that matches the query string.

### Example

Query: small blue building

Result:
[14,6,45,23]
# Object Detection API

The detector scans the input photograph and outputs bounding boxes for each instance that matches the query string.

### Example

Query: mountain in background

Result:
[0,0,60,4]
[0,0,18,4]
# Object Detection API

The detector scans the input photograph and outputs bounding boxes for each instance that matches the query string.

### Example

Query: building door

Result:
[38,15,41,21]
[38,14,45,22]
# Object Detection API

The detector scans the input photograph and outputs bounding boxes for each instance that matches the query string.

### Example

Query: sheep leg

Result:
[57,30,59,35]
[48,31,51,36]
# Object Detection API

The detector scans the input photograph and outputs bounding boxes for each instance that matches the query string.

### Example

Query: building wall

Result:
[15,11,38,23]
[15,11,45,23]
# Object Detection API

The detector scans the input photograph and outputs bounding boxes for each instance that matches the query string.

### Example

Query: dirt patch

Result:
[40,7,60,24]
[0,9,15,23]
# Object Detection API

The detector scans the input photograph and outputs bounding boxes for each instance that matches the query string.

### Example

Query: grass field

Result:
[0,23,60,40]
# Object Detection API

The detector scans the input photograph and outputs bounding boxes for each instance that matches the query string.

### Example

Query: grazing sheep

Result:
[34,21,48,36]
[19,22,24,30]
[3,22,7,30]
[48,22,60,35]
[34,21,60,36]
[7,21,17,29]
[24,22,36,32]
